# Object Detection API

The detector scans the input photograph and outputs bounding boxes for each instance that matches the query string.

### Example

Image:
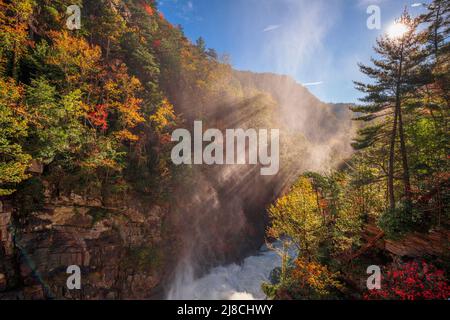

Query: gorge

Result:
[163,70,354,300]
[0,67,354,299]
[2,0,447,301]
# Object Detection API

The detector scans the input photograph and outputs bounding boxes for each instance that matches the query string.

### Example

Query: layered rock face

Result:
[0,200,15,294]
[0,190,170,300]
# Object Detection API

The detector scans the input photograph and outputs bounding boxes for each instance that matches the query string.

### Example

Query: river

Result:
[167,243,283,300]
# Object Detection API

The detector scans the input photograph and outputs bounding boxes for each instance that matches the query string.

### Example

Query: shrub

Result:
[364,260,450,300]
[263,258,342,300]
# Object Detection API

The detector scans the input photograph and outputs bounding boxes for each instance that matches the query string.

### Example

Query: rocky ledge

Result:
[0,190,171,300]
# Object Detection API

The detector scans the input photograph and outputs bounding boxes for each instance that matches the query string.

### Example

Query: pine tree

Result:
[195,37,207,55]
[420,0,450,63]
[352,12,425,212]
[418,0,449,124]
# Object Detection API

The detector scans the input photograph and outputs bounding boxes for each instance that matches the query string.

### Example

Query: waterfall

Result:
[167,243,282,300]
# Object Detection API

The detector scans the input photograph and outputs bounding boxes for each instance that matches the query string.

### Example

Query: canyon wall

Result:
[0,188,171,299]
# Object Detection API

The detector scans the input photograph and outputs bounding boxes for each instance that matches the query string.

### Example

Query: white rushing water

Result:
[167,243,283,300]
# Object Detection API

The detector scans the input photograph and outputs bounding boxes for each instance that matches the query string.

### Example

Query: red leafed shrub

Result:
[364,260,450,300]
[88,104,108,130]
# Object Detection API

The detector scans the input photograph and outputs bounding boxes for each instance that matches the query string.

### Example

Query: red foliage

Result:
[88,104,108,130]
[153,39,161,48]
[364,260,450,300]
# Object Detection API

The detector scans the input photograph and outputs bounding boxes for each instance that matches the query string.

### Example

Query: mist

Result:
[165,71,354,299]
[164,0,355,300]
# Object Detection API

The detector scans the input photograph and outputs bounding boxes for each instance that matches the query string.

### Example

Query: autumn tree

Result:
[0,0,34,79]
[268,176,323,262]
[0,78,30,195]
[262,257,342,300]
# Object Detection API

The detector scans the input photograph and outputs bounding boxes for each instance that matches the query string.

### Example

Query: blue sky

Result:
[157,0,430,103]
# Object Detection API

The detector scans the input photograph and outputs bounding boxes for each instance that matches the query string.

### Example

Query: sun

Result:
[387,22,409,39]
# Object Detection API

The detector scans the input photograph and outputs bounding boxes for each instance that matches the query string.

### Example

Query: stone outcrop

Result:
[363,223,450,258]
[383,229,450,257]
[0,199,16,294]
[0,191,171,300]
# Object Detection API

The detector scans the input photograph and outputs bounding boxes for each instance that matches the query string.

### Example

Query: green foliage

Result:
[86,207,112,225]
[123,245,163,272]
[0,78,31,195]
[350,3,449,234]
[0,0,446,301]
[0,0,35,78]
[24,78,86,163]
[378,204,433,239]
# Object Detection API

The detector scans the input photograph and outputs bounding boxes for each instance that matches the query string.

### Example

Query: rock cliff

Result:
[0,188,171,299]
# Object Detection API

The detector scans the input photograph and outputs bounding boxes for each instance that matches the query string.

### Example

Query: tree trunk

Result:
[388,106,398,210]
[397,105,412,206]
[395,41,412,211]
[433,3,441,59]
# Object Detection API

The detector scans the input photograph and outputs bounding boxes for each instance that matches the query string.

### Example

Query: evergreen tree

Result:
[352,12,425,212]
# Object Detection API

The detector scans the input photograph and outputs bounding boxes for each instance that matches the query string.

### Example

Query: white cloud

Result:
[302,81,323,86]
[263,24,281,32]
[258,0,337,84]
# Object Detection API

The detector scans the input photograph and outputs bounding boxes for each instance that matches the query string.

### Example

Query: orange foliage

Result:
[290,258,342,296]
[47,31,102,85]
[143,2,154,15]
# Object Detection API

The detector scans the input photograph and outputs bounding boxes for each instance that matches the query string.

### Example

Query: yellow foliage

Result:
[291,258,342,297]
[150,98,178,134]
[47,31,102,84]
[0,0,34,73]
[114,129,139,142]
[268,177,323,259]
